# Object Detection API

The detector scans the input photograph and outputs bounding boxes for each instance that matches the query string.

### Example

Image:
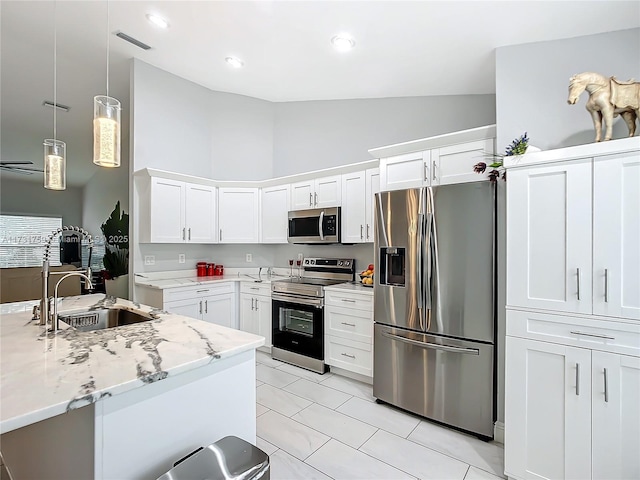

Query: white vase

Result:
[105,274,129,299]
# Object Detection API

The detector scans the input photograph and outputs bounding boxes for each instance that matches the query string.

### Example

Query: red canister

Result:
[207,263,216,276]
[214,265,224,276]
[196,262,207,277]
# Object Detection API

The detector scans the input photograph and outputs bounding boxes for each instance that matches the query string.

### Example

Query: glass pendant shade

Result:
[43,139,66,190]
[93,95,121,167]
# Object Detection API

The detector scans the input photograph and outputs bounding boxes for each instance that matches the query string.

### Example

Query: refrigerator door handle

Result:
[417,212,424,315]
[381,331,480,355]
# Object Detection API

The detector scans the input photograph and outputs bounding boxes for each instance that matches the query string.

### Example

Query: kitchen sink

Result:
[59,307,152,332]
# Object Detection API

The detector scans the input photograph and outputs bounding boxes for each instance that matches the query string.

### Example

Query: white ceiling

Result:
[1,1,639,185]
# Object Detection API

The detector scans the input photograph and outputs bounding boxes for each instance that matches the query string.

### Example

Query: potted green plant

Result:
[473,132,539,181]
[101,201,129,298]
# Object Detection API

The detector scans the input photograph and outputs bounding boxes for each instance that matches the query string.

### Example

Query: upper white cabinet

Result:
[507,151,640,320]
[139,177,217,244]
[379,151,429,191]
[218,188,260,243]
[260,184,290,244]
[290,175,341,210]
[341,168,380,243]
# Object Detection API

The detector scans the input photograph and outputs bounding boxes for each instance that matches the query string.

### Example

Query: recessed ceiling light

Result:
[331,34,355,52]
[225,56,245,68]
[146,14,169,29]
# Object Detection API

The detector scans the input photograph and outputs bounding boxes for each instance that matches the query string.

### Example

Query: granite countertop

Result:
[134,269,291,290]
[0,294,264,434]
[324,282,374,295]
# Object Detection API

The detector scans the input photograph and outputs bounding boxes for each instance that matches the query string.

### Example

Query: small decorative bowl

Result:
[359,273,374,287]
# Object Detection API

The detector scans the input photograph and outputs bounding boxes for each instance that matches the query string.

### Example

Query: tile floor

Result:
[254,350,505,480]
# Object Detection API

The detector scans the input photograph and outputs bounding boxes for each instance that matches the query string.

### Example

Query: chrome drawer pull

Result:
[576,363,580,396]
[604,368,609,403]
[341,352,356,359]
[570,330,615,340]
[341,299,356,303]
[250,287,259,290]
[204,300,208,314]
[197,289,210,293]
[341,322,356,327]
[576,268,581,300]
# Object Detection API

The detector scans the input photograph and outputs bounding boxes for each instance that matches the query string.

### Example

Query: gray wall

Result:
[273,95,496,176]
[0,177,83,226]
[496,28,640,151]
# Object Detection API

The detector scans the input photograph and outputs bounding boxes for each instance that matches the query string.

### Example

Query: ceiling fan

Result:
[0,161,44,175]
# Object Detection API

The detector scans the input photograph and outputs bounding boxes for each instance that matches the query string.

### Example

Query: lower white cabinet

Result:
[239,283,272,349]
[324,288,373,377]
[505,331,640,480]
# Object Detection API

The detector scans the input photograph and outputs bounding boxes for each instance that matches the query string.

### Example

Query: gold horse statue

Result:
[568,72,639,142]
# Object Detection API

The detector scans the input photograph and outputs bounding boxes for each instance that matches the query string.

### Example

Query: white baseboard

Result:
[494,421,504,444]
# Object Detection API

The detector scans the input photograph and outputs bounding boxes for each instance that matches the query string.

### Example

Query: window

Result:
[0,215,63,268]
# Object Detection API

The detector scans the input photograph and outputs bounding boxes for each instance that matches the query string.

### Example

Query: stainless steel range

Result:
[271,257,355,373]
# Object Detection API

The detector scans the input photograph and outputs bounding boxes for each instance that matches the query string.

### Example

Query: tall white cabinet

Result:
[504,138,640,480]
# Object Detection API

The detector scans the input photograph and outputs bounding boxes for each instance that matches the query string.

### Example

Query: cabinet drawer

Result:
[325,290,373,312]
[325,306,372,343]
[240,282,271,297]
[325,335,373,377]
[164,282,235,303]
[507,309,640,357]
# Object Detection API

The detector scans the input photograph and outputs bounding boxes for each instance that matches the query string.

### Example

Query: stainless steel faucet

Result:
[51,272,94,332]
[37,226,94,328]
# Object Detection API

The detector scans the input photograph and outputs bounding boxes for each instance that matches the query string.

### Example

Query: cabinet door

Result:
[507,160,592,314]
[260,184,290,244]
[164,298,202,319]
[218,188,259,243]
[239,294,258,335]
[592,351,640,480]
[432,139,494,185]
[203,293,236,329]
[341,171,366,243]
[364,168,380,242]
[505,336,591,480]
[379,151,429,191]
[290,181,314,211]
[185,183,217,243]
[314,175,342,208]
[150,178,185,243]
[255,296,272,348]
[593,152,640,320]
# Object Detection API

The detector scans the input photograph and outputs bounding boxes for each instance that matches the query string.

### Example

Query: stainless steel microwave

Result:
[287,207,341,244]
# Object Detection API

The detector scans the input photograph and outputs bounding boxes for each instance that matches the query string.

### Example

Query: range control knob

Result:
[310,259,316,265]
[304,259,309,265]
[338,261,343,266]
[344,261,350,267]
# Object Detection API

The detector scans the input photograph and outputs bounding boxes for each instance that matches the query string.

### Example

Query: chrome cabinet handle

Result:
[196,289,210,293]
[205,300,208,314]
[188,228,191,240]
[314,192,318,206]
[219,229,223,241]
[604,368,609,402]
[423,162,428,181]
[251,298,255,310]
[182,228,186,240]
[570,330,615,340]
[199,301,203,315]
[432,161,437,181]
[341,352,356,359]
[250,287,259,290]
[341,322,356,327]
[360,224,364,240]
[255,298,258,311]
[366,224,370,240]
[341,299,356,303]
[604,269,609,303]
[576,363,580,396]
[309,193,313,206]
[576,268,581,300]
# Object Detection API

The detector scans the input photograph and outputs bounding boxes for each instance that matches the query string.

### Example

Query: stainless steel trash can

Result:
[157,436,270,480]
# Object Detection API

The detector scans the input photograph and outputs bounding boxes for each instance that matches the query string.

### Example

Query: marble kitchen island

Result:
[0,294,264,480]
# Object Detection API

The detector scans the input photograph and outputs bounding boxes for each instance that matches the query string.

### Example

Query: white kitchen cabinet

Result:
[218,188,260,243]
[140,177,217,244]
[162,298,201,319]
[202,292,236,329]
[432,139,494,185]
[290,175,341,211]
[260,184,290,244]
[379,151,429,191]
[592,152,640,320]
[507,159,593,315]
[364,168,380,242]
[341,168,380,244]
[505,336,592,480]
[591,351,640,480]
[239,283,272,350]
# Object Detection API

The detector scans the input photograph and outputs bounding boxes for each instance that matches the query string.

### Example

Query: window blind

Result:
[0,215,63,268]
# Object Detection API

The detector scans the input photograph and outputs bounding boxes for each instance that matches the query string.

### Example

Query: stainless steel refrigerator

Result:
[373,182,496,439]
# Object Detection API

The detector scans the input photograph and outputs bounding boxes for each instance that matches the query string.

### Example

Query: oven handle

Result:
[272,292,323,308]
[319,210,325,241]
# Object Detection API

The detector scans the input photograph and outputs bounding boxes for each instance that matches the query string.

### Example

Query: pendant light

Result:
[93,0,121,168]
[44,2,66,190]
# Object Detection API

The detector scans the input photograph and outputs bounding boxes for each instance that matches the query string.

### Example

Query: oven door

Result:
[272,293,324,360]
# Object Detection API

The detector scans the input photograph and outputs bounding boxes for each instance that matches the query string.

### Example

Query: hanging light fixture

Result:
[44,1,66,190]
[93,0,121,168]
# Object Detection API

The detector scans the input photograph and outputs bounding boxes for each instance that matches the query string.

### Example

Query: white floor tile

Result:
[284,378,352,409]
[276,363,334,383]
[257,383,313,417]
[256,379,264,387]
[257,410,330,461]
[336,396,421,437]
[256,351,286,368]
[256,364,299,388]
[464,466,504,480]
[408,421,505,478]
[256,403,270,417]
[319,374,375,402]
[256,436,278,456]
[360,429,470,480]
[269,449,332,480]
[306,439,416,479]
[292,403,377,449]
